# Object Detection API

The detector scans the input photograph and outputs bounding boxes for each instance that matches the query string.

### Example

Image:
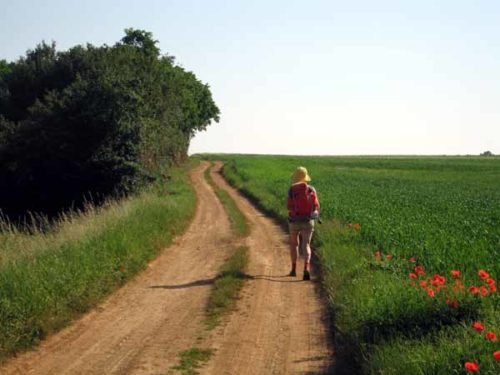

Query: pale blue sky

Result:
[1,0,499,155]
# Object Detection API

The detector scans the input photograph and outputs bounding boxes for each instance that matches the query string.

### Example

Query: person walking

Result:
[287,166,320,280]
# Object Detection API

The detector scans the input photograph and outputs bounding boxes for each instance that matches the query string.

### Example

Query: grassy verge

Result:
[317,221,496,374]
[0,163,197,361]
[172,347,214,375]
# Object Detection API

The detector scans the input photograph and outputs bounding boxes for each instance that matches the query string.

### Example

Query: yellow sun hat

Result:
[291,166,311,184]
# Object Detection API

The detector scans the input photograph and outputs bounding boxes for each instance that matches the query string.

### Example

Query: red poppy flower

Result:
[431,274,446,286]
[426,288,435,297]
[486,332,497,341]
[486,278,496,286]
[494,350,500,361]
[472,321,484,332]
[414,266,425,275]
[419,281,428,288]
[374,250,381,258]
[479,286,489,297]
[469,286,479,295]
[478,269,490,279]
[385,254,393,260]
[464,362,479,372]
[486,278,497,293]
[409,256,416,263]
[451,270,460,278]
[409,272,417,279]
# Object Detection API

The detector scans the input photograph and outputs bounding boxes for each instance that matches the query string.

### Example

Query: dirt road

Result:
[203,162,333,374]
[1,161,333,374]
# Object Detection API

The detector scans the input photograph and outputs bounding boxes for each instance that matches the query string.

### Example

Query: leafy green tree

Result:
[0,29,219,221]
[120,28,160,57]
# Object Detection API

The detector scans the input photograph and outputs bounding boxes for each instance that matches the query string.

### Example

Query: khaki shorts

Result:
[288,219,315,233]
[289,220,314,257]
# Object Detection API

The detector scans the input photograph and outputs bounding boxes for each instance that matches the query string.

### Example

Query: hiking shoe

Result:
[288,269,296,277]
[303,270,311,281]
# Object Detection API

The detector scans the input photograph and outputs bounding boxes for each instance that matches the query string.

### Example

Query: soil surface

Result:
[1,161,333,375]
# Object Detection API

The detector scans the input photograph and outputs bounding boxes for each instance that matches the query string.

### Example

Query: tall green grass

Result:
[218,154,500,374]
[0,164,196,360]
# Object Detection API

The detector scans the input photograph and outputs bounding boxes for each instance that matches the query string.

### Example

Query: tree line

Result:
[0,29,219,221]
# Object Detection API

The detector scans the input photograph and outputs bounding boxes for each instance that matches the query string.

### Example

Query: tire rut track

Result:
[202,161,334,375]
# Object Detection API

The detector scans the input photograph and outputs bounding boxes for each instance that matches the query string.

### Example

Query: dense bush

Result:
[0,29,219,220]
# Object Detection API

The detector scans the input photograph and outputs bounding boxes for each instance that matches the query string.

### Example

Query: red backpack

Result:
[288,183,317,221]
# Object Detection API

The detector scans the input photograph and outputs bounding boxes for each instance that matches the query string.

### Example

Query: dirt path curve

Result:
[203,162,333,374]
[1,161,234,375]
[1,161,334,375]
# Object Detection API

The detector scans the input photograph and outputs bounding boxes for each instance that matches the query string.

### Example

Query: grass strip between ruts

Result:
[204,163,250,237]
[172,347,214,375]
[203,162,249,329]
[205,246,248,330]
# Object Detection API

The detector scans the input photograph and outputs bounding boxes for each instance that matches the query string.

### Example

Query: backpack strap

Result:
[306,184,313,215]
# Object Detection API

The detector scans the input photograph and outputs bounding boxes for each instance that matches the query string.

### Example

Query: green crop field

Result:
[217,154,500,374]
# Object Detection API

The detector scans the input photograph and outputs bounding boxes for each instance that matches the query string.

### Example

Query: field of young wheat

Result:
[220,155,500,374]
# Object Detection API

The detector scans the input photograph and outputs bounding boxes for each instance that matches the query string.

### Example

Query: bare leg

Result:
[289,230,300,271]
[300,227,314,271]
